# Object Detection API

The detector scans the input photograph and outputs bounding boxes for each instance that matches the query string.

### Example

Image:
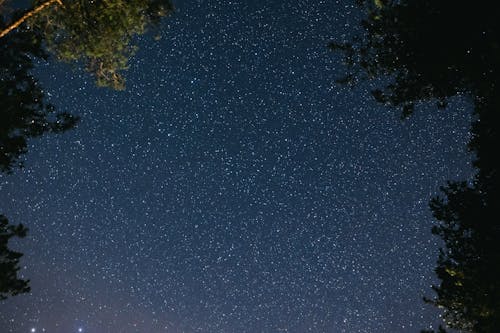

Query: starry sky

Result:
[0,1,474,332]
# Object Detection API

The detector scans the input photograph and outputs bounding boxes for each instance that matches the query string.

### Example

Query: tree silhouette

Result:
[330,1,500,331]
[428,180,500,332]
[426,93,500,332]
[329,0,500,117]
[0,215,29,300]
[0,16,78,173]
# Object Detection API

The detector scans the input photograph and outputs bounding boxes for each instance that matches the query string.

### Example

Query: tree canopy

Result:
[330,0,500,117]
[331,1,500,331]
[29,0,173,89]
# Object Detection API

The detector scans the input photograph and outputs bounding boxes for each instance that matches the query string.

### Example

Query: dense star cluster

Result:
[1,1,473,332]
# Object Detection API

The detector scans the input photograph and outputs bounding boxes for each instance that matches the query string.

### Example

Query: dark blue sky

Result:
[0,1,473,332]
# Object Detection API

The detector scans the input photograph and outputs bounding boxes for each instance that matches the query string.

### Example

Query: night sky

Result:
[0,1,474,332]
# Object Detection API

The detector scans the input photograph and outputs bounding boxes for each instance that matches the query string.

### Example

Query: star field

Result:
[0,1,473,332]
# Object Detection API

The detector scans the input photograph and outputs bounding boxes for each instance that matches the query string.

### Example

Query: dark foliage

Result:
[1,17,78,173]
[330,0,500,117]
[427,97,500,332]
[0,214,29,300]
[331,1,500,331]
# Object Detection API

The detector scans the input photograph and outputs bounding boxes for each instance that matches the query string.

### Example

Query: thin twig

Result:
[0,0,63,39]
